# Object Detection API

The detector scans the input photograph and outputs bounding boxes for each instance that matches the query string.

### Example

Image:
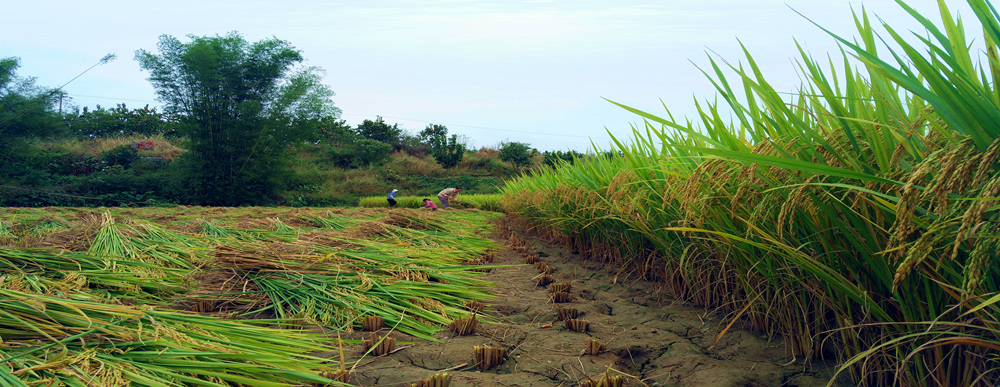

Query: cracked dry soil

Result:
[337,216,842,387]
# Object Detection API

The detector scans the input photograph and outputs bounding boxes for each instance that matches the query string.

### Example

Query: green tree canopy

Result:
[419,124,448,143]
[355,116,402,145]
[67,104,177,137]
[430,133,466,169]
[0,57,63,153]
[499,141,535,169]
[135,32,340,206]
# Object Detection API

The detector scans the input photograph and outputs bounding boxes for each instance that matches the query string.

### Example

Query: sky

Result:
[0,0,983,151]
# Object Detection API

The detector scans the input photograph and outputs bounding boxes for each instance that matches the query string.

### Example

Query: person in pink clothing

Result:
[423,198,438,211]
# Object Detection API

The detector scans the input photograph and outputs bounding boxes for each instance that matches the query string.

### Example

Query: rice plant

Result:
[0,247,190,303]
[500,1,1000,385]
[29,219,70,237]
[0,289,341,386]
[218,214,502,340]
[359,193,504,211]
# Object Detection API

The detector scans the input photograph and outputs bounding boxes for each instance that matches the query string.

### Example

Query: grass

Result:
[36,133,185,161]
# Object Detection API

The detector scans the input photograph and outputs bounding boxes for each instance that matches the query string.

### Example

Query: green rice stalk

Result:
[500,1,1000,385]
[0,289,342,386]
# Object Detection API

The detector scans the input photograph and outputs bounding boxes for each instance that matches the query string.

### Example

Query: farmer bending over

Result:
[423,198,438,211]
[437,186,461,209]
[387,189,398,208]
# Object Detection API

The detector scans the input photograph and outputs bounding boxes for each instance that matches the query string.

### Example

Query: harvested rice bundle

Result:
[0,289,341,386]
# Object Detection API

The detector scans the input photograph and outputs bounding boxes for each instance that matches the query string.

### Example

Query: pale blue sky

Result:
[0,0,981,151]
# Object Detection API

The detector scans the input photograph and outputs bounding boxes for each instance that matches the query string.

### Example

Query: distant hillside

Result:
[0,135,546,207]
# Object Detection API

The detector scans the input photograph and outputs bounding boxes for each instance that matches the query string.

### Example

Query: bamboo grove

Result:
[500,1,1000,385]
[0,207,501,385]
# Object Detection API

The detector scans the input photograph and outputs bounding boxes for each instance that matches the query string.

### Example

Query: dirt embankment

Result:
[338,217,842,386]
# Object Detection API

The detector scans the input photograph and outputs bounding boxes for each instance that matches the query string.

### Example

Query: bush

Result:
[78,167,170,206]
[324,138,392,169]
[66,104,177,138]
[542,150,584,168]
[499,141,534,169]
[397,131,430,157]
[41,153,106,176]
[100,145,140,168]
[355,117,402,145]
[429,134,466,169]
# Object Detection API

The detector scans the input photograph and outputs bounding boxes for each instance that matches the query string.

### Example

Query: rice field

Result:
[3,1,999,386]
[0,206,502,386]
[360,193,504,212]
[501,1,1000,386]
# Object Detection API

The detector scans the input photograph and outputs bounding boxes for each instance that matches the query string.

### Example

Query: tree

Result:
[430,133,466,169]
[419,124,448,142]
[0,57,63,155]
[542,150,584,168]
[355,116,402,145]
[419,124,466,168]
[309,116,355,145]
[135,32,340,206]
[68,104,177,138]
[499,141,535,169]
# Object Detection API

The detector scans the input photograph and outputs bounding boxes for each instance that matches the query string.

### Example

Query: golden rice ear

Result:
[472,345,507,370]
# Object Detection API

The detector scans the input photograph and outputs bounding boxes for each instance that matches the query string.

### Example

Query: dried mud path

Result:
[342,216,839,386]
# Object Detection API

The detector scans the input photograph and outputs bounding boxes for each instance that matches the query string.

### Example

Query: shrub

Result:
[66,104,177,138]
[542,150,584,168]
[498,141,534,169]
[429,134,466,169]
[355,117,402,145]
[324,138,392,169]
[99,145,140,168]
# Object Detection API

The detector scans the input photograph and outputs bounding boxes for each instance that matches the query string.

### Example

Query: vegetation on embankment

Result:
[1,134,543,207]
[500,1,1000,386]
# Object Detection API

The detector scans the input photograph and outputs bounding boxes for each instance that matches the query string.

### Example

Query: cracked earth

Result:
[336,216,844,386]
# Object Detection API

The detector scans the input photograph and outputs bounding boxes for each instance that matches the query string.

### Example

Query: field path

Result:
[344,215,839,386]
